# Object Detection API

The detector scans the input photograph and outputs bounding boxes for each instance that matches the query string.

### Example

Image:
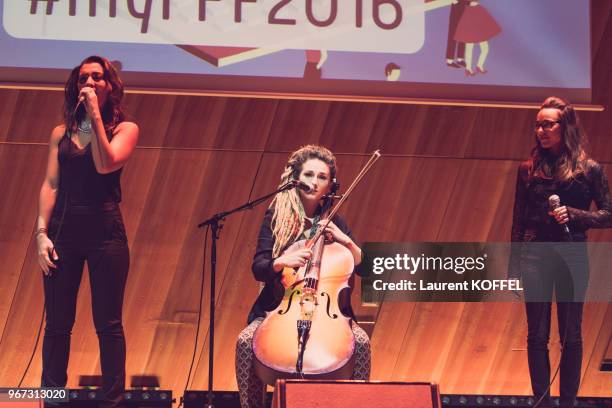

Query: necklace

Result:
[77,117,92,133]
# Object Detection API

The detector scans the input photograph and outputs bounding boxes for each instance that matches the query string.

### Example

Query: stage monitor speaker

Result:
[272,380,441,408]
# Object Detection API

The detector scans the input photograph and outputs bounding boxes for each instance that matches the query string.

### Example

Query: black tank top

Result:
[56,129,122,206]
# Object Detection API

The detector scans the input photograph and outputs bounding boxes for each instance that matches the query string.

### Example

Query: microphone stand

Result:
[194,180,301,408]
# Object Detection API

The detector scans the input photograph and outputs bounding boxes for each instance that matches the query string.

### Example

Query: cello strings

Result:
[314,150,382,241]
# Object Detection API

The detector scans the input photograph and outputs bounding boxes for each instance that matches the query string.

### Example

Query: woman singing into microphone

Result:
[235,145,371,408]
[36,56,138,407]
[509,97,611,407]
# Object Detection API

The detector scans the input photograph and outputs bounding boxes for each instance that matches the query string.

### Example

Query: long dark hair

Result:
[530,96,588,182]
[63,55,125,132]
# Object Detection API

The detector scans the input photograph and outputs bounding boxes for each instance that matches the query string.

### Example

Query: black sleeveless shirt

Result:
[56,129,122,207]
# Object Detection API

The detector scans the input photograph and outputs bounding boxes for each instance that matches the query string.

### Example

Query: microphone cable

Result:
[532,305,571,408]
[178,224,210,408]
[18,130,71,388]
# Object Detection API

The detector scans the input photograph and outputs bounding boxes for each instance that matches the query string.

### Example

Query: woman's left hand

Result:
[549,205,570,224]
[78,86,101,118]
[318,220,351,246]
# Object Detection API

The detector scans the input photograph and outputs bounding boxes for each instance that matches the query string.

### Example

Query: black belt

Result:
[64,202,119,214]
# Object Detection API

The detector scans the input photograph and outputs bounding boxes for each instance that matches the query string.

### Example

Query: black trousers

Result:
[521,243,588,408]
[42,205,129,408]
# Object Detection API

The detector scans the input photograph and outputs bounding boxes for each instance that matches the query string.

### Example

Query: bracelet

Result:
[35,227,48,237]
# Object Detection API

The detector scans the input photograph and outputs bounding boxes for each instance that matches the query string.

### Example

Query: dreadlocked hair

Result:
[270,145,337,257]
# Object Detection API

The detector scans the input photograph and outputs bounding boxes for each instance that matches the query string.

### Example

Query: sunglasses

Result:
[534,120,559,130]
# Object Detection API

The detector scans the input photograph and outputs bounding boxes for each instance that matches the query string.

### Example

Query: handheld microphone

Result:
[72,95,86,117]
[548,194,572,241]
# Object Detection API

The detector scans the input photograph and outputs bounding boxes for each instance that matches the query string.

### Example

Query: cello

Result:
[252,151,381,385]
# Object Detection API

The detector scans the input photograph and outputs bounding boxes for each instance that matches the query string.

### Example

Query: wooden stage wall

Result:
[1,1,611,400]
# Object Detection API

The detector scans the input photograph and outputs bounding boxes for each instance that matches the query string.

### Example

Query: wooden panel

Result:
[151,95,226,149]
[578,303,612,395]
[133,96,279,150]
[266,99,332,150]
[122,93,177,147]
[0,231,45,386]
[366,104,432,156]
[214,98,279,150]
[580,303,612,394]
[0,144,47,342]
[318,103,381,154]
[437,159,517,242]
[358,156,465,384]
[268,100,384,154]
[589,164,612,242]
[5,91,63,143]
[378,302,465,383]
[470,302,529,394]
[0,89,19,141]
[368,105,478,158]
[465,109,534,161]
[581,112,612,165]
[188,153,288,390]
[340,157,464,242]
[605,316,612,366]
[134,150,262,390]
[409,107,478,158]
[433,303,529,394]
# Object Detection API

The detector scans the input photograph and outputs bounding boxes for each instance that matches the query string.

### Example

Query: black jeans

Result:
[521,243,587,408]
[42,205,129,408]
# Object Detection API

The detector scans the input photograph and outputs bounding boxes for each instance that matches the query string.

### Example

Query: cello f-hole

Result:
[322,292,339,319]
[279,290,300,315]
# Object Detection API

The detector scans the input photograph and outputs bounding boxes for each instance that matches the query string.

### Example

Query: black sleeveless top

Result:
[56,129,122,207]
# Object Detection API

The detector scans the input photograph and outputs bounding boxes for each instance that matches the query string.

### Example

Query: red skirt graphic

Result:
[454,4,501,43]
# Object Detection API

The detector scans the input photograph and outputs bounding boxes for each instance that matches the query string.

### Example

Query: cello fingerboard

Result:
[304,277,318,290]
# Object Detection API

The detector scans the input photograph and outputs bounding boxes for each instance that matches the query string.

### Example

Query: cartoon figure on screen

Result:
[35,56,139,408]
[385,63,401,81]
[235,145,371,408]
[453,0,501,76]
[445,0,469,68]
[303,49,328,80]
[509,97,612,408]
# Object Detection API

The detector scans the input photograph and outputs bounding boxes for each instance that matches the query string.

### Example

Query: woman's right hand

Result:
[273,248,313,271]
[37,234,58,275]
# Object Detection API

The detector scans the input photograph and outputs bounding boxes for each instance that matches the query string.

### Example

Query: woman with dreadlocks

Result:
[235,145,370,408]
